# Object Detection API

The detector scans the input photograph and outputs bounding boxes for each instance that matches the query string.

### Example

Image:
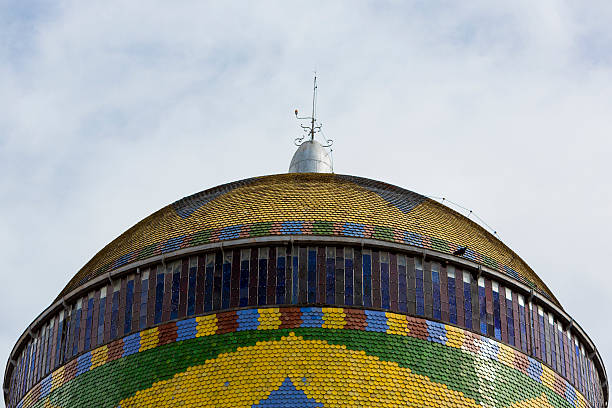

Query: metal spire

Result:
[310,73,317,141]
[289,73,334,173]
[294,73,331,147]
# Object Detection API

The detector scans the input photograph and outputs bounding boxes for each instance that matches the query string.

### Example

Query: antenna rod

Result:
[293,73,332,148]
[311,74,317,141]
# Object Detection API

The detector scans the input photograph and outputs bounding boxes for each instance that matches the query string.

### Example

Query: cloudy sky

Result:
[1,0,611,401]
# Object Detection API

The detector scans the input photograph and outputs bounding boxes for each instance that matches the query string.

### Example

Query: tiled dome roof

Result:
[57,173,558,304]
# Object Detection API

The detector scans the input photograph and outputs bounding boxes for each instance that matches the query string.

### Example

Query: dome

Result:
[288,140,333,173]
[6,171,607,408]
[57,173,557,304]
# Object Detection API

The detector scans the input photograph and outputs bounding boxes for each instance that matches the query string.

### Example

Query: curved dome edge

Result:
[54,173,560,306]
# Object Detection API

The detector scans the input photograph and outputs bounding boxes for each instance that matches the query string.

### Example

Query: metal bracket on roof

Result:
[136,267,140,275]
[471,265,481,281]
[287,239,293,254]
[567,318,574,331]
[9,359,16,367]
[107,271,113,285]
[528,289,534,303]
[62,296,69,309]
[588,349,597,360]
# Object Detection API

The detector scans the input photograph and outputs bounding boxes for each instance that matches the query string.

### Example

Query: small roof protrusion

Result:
[291,74,333,173]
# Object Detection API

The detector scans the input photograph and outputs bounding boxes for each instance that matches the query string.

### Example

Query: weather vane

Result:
[294,73,333,147]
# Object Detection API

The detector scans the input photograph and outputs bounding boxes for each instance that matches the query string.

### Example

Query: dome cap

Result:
[288,140,333,173]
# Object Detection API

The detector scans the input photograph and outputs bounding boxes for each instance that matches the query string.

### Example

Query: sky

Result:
[1,0,611,404]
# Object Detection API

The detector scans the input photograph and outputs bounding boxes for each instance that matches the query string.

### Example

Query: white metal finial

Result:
[290,74,334,173]
[294,73,332,148]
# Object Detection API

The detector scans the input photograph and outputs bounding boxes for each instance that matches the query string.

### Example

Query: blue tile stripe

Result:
[237,309,260,331]
[280,221,304,235]
[365,310,389,332]
[122,333,141,357]
[300,307,324,328]
[176,318,198,342]
[75,353,92,377]
[426,321,447,345]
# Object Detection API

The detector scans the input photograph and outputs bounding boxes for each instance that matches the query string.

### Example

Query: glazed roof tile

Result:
[56,173,558,304]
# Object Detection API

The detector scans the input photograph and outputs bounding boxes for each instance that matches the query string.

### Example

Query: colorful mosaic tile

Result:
[58,174,556,304]
[16,307,594,408]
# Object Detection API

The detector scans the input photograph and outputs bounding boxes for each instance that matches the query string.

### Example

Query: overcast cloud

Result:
[1,1,611,403]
